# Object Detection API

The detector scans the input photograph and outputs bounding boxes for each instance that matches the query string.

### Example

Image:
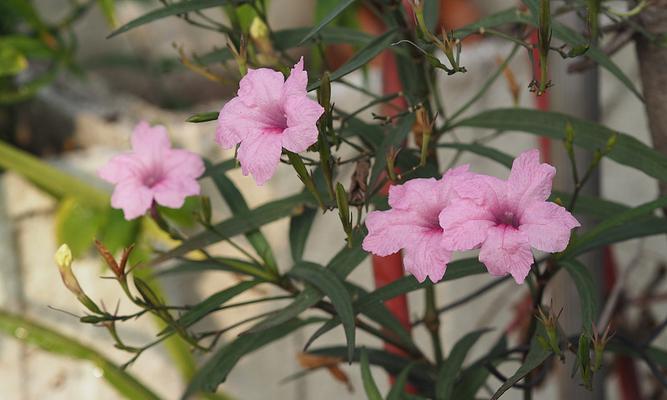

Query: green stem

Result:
[424,285,444,366]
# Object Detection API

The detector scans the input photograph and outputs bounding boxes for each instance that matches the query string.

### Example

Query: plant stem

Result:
[424,285,444,366]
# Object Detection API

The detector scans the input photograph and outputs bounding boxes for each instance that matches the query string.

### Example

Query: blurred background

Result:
[0,0,665,399]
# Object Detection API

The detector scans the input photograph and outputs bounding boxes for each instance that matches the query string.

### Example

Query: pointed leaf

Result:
[206,160,277,271]
[182,318,319,397]
[455,108,667,182]
[108,0,246,38]
[288,262,356,360]
[149,192,311,266]
[490,326,551,400]
[360,348,383,400]
[298,0,358,45]
[289,205,318,262]
[436,329,491,400]
[0,310,160,400]
[561,260,599,335]
[159,280,260,336]
[369,113,416,189]
[308,29,397,91]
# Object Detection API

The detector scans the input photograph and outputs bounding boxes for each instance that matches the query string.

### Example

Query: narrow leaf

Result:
[206,160,277,271]
[108,0,243,38]
[159,280,260,336]
[490,326,551,400]
[561,260,599,335]
[308,29,397,91]
[299,0,357,45]
[360,348,383,400]
[436,329,490,400]
[456,108,667,182]
[0,310,160,400]
[369,113,416,189]
[182,318,319,397]
[149,192,311,266]
[289,205,317,262]
[288,262,356,361]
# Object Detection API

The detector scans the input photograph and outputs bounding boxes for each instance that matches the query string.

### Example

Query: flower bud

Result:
[55,244,83,297]
[55,244,102,314]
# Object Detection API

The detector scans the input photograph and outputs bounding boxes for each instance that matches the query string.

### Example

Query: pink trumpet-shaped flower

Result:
[362,166,474,283]
[216,57,324,185]
[98,122,205,220]
[439,149,580,283]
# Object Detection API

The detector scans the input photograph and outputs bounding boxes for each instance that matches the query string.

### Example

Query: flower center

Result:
[498,210,520,228]
[264,107,288,134]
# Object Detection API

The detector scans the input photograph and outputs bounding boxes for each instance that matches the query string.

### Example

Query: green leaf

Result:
[98,209,141,255]
[157,257,262,276]
[0,140,109,208]
[186,111,219,123]
[0,42,27,76]
[561,260,599,335]
[356,258,486,311]
[202,159,237,178]
[522,0,641,100]
[387,363,416,400]
[299,0,357,45]
[0,36,52,59]
[108,0,245,38]
[288,262,356,361]
[438,142,513,168]
[360,348,383,400]
[182,317,319,397]
[97,0,117,27]
[149,192,311,266]
[309,346,436,390]
[0,310,161,400]
[452,335,508,400]
[453,7,531,39]
[308,29,397,91]
[246,237,367,333]
[369,113,416,189]
[289,205,317,262]
[570,217,667,255]
[490,326,551,400]
[206,160,277,271]
[303,283,415,352]
[55,198,105,257]
[436,329,490,400]
[455,108,667,182]
[278,26,372,47]
[564,196,667,258]
[159,280,260,336]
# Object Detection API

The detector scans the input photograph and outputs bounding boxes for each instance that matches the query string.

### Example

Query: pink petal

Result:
[519,201,580,252]
[236,131,283,185]
[403,231,451,283]
[217,97,259,149]
[110,181,154,220]
[388,178,439,210]
[479,226,534,283]
[281,96,323,152]
[131,122,171,152]
[282,57,308,99]
[507,149,555,207]
[439,200,496,251]
[163,149,205,180]
[98,153,143,184]
[237,68,285,109]
[362,209,419,257]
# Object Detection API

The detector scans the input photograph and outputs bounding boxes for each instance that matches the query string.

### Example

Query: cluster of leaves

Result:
[1,0,667,400]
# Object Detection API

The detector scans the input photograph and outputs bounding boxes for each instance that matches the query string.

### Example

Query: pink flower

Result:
[362,166,473,282]
[439,149,580,283]
[99,122,205,220]
[216,57,324,185]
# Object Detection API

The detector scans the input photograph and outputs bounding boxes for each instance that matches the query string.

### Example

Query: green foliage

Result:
[0,310,161,400]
